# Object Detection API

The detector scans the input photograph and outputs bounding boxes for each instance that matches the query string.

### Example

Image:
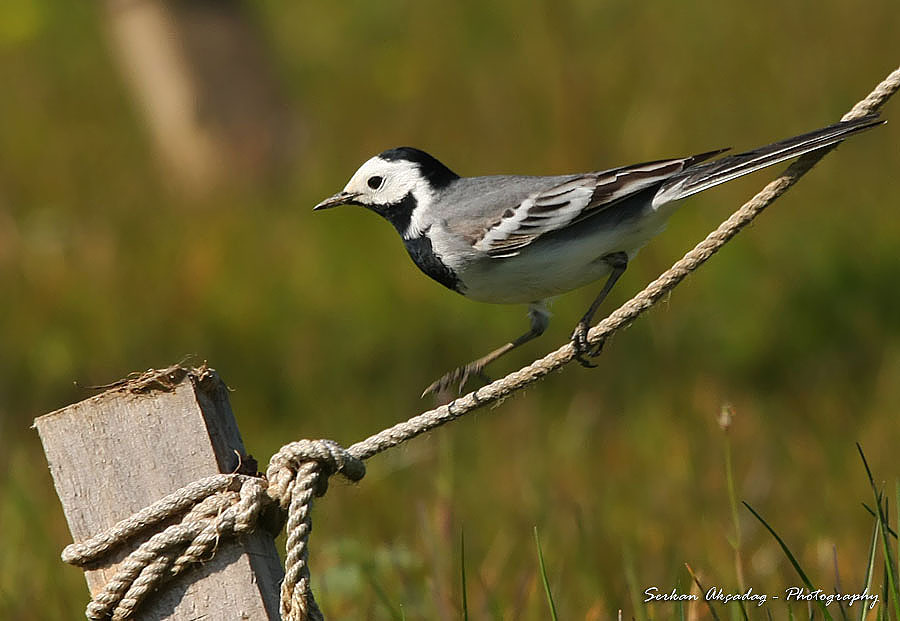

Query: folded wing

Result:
[474,151,725,258]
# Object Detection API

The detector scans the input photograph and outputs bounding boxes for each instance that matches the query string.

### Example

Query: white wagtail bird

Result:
[315,115,883,396]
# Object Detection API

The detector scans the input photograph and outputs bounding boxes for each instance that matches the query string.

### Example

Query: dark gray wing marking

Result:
[474,151,725,258]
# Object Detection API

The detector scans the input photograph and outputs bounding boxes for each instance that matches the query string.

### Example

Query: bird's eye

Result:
[367,176,384,190]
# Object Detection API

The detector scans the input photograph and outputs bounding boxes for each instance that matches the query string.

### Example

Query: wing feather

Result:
[473,151,725,257]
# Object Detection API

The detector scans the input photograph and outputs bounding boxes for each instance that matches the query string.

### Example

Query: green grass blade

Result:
[743,502,833,621]
[833,546,850,621]
[685,563,721,621]
[896,480,900,591]
[675,574,686,621]
[880,494,900,620]
[533,526,559,621]
[623,545,648,621]
[721,426,749,621]
[861,503,898,539]
[859,516,881,621]
[836,593,850,621]
[857,444,900,619]
[460,528,468,621]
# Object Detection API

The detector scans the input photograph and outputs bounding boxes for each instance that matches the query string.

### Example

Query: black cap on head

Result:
[379,147,460,190]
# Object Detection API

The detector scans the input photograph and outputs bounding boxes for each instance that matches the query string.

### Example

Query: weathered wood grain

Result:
[34,366,283,620]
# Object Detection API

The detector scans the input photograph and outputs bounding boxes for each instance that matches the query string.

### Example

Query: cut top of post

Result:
[34,365,283,620]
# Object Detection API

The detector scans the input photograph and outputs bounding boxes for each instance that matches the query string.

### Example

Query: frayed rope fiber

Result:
[63,66,899,620]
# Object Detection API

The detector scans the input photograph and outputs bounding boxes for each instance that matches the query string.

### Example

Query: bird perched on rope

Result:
[315,114,883,396]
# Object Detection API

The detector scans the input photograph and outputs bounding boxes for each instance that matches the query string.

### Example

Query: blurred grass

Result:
[1,0,899,618]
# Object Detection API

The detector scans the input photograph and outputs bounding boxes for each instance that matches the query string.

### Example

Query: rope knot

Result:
[266,439,365,508]
[58,438,364,620]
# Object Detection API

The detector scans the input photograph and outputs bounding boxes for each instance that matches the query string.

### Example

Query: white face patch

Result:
[342,157,435,238]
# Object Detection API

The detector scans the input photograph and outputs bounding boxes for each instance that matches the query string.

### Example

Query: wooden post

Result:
[33,365,283,619]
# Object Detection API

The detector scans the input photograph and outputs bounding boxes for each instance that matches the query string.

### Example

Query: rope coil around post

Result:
[62,439,364,621]
[61,66,899,620]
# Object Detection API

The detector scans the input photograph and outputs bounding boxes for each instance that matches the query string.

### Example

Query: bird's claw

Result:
[422,362,491,398]
[571,323,604,368]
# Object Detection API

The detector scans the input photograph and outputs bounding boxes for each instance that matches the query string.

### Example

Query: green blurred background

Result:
[1,0,899,618]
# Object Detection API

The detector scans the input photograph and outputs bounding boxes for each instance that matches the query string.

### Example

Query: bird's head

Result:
[314,147,459,235]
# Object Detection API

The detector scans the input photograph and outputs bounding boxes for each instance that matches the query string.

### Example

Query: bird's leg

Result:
[571,251,628,367]
[422,301,551,398]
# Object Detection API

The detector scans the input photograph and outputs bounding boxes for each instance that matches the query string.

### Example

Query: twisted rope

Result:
[63,440,365,621]
[62,66,898,620]
[265,440,365,620]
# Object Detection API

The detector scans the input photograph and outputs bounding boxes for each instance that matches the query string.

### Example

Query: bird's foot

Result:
[570,322,604,368]
[422,361,492,398]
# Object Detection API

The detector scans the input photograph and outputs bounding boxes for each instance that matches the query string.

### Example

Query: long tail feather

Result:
[652,114,884,206]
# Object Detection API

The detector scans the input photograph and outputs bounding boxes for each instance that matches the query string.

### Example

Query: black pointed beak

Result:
[313,191,360,210]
